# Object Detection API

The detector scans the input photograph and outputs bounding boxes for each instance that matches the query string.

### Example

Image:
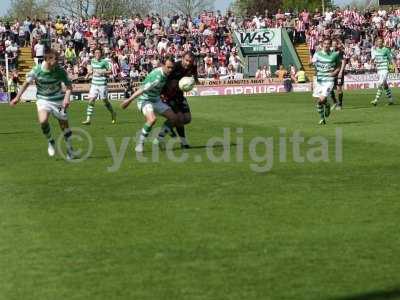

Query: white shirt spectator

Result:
[324,11,333,23]
[378,10,387,17]
[6,42,18,54]
[157,39,168,53]
[372,15,382,25]
[74,31,82,41]
[34,43,45,57]
[40,24,47,34]
[252,16,261,29]
[130,69,139,79]
[118,38,125,48]
[218,65,228,76]
[203,28,213,36]
[229,54,240,71]
[205,65,216,78]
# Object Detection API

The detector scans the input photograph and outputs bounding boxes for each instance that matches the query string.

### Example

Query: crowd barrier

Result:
[14,73,400,102]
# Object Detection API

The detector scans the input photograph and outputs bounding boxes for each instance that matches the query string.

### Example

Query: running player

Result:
[82,48,116,125]
[371,37,397,106]
[155,51,198,148]
[120,55,179,153]
[312,38,341,125]
[10,48,75,159]
[330,39,347,110]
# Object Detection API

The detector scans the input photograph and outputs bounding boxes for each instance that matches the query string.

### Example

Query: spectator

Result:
[229,51,243,72]
[23,17,31,46]
[8,70,19,100]
[55,18,64,37]
[111,56,120,80]
[65,43,77,65]
[34,39,45,64]
[255,65,271,79]
[275,65,288,81]
[218,63,228,77]
[289,64,297,81]
[227,64,236,79]
[295,67,307,83]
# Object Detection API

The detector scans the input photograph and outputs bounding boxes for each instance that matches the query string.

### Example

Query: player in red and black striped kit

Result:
[330,39,347,110]
[156,51,199,148]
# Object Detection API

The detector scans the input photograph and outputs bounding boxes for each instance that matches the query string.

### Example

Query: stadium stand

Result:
[2,6,400,87]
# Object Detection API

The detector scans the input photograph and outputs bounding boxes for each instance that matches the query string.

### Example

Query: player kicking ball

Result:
[82,48,116,125]
[120,55,179,153]
[154,51,199,149]
[312,38,340,125]
[10,48,75,159]
[371,38,397,106]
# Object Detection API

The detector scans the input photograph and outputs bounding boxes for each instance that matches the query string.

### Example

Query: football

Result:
[179,77,195,92]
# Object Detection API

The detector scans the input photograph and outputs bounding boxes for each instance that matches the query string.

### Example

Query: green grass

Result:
[1,90,400,300]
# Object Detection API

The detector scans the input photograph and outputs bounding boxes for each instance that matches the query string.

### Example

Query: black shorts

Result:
[168,97,191,114]
[334,76,344,88]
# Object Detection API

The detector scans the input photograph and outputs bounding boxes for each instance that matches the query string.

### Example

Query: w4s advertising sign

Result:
[235,29,282,53]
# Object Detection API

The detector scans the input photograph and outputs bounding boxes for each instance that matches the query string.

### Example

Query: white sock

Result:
[139,134,146,144]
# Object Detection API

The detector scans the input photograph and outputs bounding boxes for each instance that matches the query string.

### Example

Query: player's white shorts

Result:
[137,98,170,115]
[36,100,68,121]
[313,81,334,98]
[89,85,108,100]
[377,70,389,86]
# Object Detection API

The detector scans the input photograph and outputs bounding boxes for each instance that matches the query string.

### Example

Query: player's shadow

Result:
[86,155,111,160]
[333,121,366,125]
[112,121,138,125]
[179,143,237,150]
[0,131,33,135]
[331,287,400,300]
[343,106,375,110]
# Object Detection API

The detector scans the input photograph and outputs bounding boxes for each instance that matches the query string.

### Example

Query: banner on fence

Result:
[187,83,311,96]
[343,73,400,90]
[19,73,400,101]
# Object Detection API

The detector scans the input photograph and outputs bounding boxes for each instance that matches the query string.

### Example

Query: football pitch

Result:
[1,90,400,300]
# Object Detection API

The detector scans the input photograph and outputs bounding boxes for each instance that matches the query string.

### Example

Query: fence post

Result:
[5,53,9,102]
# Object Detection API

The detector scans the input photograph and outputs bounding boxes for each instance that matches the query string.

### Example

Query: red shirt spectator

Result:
[89,16,100,28]
[143,16,152,30]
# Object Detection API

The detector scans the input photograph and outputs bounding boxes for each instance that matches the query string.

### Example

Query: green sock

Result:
[385,88,393,100]
[86,102,95,120]
[139,123,153,144]
[41,123,53,142]
[316,103,325,120]
[375,87,382,102]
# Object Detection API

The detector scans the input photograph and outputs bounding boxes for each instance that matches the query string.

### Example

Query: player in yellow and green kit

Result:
[312,38,341,125]
[371,37,398,106]
[82,48,116,125]
[120,55,179,153]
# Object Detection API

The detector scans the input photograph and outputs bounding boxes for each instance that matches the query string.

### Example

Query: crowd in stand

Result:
[2,6,400,90]
[1,12,246,83]
[293,7,400,73]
